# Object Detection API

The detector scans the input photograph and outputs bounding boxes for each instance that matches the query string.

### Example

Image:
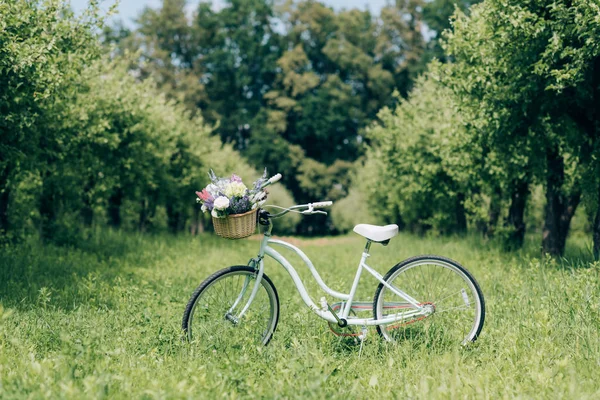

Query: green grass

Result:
[1,229,599,399]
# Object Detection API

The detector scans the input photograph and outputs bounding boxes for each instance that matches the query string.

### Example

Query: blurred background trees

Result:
[106,0,439,233]
[363,0,600,257]
[1,0,599,258]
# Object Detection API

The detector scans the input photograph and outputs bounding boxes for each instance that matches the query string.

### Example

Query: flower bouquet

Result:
[196,170,269,239]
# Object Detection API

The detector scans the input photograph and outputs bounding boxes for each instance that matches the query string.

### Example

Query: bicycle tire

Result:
[373,255,485,344]
[182,266,280,346]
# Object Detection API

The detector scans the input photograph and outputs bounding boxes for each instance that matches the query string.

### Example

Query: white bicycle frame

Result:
[235,231,429,327]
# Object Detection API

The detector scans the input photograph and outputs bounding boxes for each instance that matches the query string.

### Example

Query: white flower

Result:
[206,184,220,197]
[224,181,247,198]
[211,209,219,218]
[201,205,207,213]
[213,196,230,211]
[216,179,230,192]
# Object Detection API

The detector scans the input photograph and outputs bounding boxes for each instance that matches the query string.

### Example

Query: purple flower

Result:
[230,195,251,214]
[231,174,242,183]
[204,197,214,211]
[208,169,219,184]
[252,169,268,192]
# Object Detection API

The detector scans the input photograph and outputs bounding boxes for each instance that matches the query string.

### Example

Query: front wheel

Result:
[373,255,485,345]
[182,266,280,348]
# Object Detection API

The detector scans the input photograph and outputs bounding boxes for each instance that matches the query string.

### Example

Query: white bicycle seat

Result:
[353,224,399,243]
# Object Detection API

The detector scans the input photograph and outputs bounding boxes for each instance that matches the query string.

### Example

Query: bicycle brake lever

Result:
[301,210,327,215]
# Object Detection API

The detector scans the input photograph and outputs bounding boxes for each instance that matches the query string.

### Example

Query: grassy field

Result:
[1,228,599,399]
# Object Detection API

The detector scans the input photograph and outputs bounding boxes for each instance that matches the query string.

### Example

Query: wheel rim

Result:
[187,270,277,348]
[376,259,483,345]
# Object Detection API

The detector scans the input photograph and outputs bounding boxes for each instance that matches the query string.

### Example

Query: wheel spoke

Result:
[432,289,464,306]
[184,268,278,348]
[374,257,484,345]
[435,305,470,314]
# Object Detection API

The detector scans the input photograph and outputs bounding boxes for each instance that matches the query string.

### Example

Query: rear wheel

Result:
[182,266,279,348]
[373,255,485,345]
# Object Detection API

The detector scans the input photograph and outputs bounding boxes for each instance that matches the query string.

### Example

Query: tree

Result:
[421,0,481,63]
[376,0,427,97]
[103,0,472,235]
[246,1,427,233]
[0,0,104,240]
[365,72,475,234]
[444,0,600,256]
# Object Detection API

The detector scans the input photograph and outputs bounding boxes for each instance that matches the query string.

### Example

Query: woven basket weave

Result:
[212,208,258,239]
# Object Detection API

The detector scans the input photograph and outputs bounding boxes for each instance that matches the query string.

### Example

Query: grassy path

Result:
[1,231,599,398]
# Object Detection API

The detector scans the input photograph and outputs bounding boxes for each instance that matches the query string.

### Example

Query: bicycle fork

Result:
[224,257,265,325]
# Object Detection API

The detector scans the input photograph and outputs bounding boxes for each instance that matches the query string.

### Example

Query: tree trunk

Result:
[190,206,204,235]
[0,166,11,235]
[39,178,56,241]
[455,193,467,234]
[167,205,179,233]
[593,185,600,261]
[542,147,581,256]
[139,200,148,233]
[108,188,123,228]
[138,197,157,233]
[394,205,406,231]
[483,187,502,238]
[81,204,94,227]
[167,202,187,233]
[504,180,529,250]
[80,177,95,227]
[0,186,9,235]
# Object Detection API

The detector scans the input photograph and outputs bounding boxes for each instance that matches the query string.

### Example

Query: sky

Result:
[70,0,390,26]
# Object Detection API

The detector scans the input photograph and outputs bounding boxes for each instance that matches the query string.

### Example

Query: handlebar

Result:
[311,201,333,208]
[260,173,282,189]
[268,173,282,184]
[263,200,333,219]
[259,173,333,218]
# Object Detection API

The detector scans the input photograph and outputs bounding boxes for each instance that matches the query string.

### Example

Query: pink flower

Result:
[231,174,242,183]
[196,189,213,201]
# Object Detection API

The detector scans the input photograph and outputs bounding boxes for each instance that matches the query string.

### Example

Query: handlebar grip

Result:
[311,201,333,208]
[268,173,282,184]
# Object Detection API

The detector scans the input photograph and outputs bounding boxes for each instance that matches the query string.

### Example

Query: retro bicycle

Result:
[182,174,485,347]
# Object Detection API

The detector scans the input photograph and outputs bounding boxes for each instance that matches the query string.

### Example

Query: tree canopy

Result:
[0,0,299,243]
[105,0,441,233]
[6,0,597,257]
[364,0,600,257]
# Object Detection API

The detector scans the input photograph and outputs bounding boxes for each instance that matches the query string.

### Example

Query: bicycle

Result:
[182,173,485,348]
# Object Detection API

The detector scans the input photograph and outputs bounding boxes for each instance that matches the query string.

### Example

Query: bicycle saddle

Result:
[353,224,399,243]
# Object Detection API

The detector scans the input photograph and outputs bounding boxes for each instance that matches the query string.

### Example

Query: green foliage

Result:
[443,0,600,255]
[365,0,600,255]
[330,187,381,233]
[63,56,213,232]
[249,1,427,219]
[0,0,300,241]
[106,0,437,234]
[365,74,474,234]
[121,0,282,145]
[1,231,599,397]
[0,0,104,238]
[376,0,427,96]
[421,0,481,63]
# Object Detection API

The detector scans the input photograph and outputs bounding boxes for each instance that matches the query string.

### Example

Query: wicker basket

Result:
[212,208,258,239]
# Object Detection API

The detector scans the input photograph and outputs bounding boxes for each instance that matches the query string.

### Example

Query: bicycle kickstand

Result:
[358,326,368,357]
